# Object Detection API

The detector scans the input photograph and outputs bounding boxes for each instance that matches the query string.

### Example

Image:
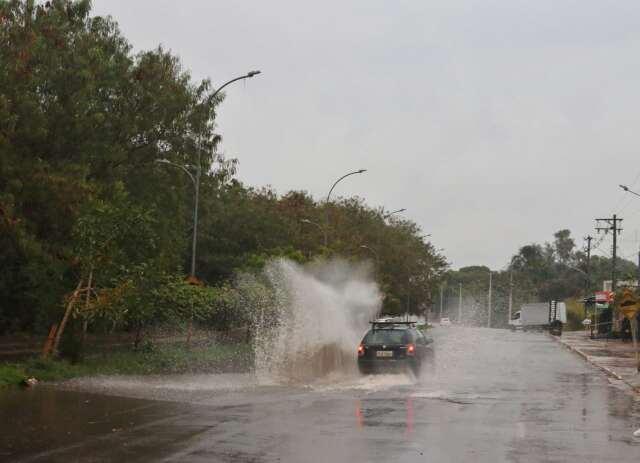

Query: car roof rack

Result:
[369,320,415,331]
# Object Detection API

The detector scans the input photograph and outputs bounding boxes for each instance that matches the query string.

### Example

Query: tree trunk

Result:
[41,323,58,358]
[186,316,193,349]
[52,279,84,355]
[79,267,93,357]
[134,322,144,350]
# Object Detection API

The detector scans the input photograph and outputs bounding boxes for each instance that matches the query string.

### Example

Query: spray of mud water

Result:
[247,258,381,384]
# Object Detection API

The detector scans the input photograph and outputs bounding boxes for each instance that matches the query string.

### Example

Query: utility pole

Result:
[487,271,492,328]
[596,215,623,292]
[584,235,593,319]
[439,284,444,321]
[508,269,513,322]
[458,283,462,324]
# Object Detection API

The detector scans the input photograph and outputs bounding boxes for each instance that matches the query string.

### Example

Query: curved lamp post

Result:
[157,70,261,278]
[212,70,261,101]
[383,208,406,220]
[360,245,379,266]
[156,158,200,277]
[324,169,366,247]
[301,218,323,232]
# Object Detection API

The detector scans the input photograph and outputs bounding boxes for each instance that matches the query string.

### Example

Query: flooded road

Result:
[2,328,640,462]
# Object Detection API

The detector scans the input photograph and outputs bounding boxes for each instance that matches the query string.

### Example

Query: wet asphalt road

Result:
[2,328,640,462]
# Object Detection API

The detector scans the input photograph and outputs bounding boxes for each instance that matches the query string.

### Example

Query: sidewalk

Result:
[556,331,640,392]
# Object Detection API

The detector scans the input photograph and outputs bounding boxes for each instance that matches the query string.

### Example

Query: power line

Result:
[590,231,608,253]
[592,247,612,258]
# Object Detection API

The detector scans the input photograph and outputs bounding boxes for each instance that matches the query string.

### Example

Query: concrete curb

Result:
[551,334,640,393]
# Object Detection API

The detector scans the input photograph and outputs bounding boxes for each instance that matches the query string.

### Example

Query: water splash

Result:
[247,258,381,383]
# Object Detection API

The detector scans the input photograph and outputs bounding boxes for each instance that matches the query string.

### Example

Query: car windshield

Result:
[363,329,411,345]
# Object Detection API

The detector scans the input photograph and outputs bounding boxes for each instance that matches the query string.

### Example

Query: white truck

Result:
[509,301,566,335]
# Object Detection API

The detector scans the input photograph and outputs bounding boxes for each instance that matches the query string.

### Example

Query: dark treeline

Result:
[442,229,637,328]
[0,0,447,342]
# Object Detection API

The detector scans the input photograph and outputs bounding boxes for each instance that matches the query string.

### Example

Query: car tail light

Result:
[407,344,415,356]
[357,344,365,357]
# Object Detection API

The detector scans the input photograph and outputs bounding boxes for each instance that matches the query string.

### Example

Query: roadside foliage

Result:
[0,1,447,357]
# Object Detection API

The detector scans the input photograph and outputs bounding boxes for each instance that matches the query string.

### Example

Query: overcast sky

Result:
[93,0,640,270]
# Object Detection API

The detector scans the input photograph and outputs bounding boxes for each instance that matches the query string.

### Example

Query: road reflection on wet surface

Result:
[2,328,640,462]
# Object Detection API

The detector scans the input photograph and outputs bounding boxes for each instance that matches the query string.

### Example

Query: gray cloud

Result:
[93,0,640,269]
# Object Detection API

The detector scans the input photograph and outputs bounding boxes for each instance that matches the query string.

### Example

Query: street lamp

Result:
[620,184,640,198]
[212,70,261,100]
[567,266,589,280]
[301,218,323,231]
[383,208,406,220]
[157,70,261,278]
[324,169,366,247]
[156,158,200,277]
[360,245,379,266]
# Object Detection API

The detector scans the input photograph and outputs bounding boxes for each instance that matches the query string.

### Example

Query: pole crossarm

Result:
[595,215,623,292]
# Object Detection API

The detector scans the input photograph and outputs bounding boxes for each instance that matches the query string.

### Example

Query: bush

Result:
[0,365,27,388]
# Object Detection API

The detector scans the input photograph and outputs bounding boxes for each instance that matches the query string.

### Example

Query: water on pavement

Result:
[2,327,640,462]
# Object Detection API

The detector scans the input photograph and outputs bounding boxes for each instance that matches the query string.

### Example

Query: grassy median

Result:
[0,341,253,388]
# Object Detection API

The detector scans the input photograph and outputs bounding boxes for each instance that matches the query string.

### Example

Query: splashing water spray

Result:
[243,258,381,384]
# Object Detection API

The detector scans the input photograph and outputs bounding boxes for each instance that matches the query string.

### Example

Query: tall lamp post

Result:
[376,207,406,257]
[301,219,323,256]
[157,70,261,278]
[155,159,200,277]
[324,169,366,247]
[619,184,640,344]
[301,218,323,232]
[360,245,379,267]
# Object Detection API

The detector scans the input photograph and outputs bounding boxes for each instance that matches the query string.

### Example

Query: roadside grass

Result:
[0,341,253,389]
[565,298,585,331]
[0,364,28,388]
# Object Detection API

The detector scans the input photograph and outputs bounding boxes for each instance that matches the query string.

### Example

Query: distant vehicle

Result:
[439,317,451,327]
[357,321,433,374]
[509,301,566,335]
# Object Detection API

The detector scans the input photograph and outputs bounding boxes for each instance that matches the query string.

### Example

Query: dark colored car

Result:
[357,321,433,374]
